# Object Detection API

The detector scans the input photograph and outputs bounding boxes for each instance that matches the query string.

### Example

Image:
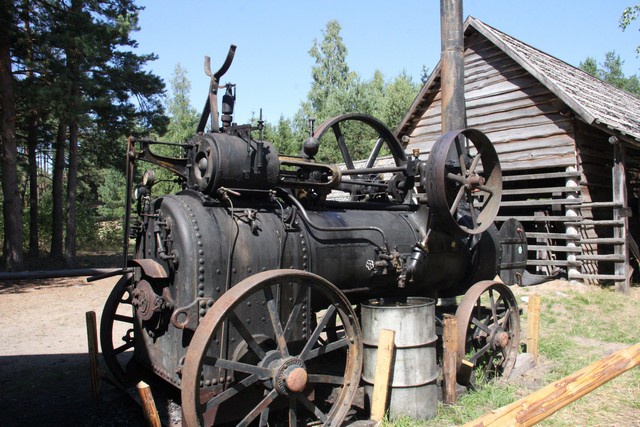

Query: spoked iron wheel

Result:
[181,269,363,427]
[425,128,502,234]
[100,272,137,386]
[456,280,520,384]
[313,113,408,201]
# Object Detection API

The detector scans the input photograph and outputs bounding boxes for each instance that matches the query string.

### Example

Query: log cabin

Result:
[396,16,640,293]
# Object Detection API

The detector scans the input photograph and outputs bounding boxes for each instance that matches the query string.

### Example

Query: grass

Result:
[383,281,640,426]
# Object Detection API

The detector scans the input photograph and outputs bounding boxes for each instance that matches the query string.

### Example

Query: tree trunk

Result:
[27,113,39,257]
[50,121,66,260]
[0,0,24,271]
[64,120,78,267]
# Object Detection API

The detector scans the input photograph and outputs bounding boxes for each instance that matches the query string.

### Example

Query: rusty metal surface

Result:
[181,269,362,427]
[440,0,467,133]
[425,128,502,234]
[455,280,520,383]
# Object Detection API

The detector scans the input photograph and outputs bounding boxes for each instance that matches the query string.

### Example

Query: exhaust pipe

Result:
[440,0,467,132]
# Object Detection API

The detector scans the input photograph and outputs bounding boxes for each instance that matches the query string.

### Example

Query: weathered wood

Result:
[86,311,101,403]
[502,170,582,181]
[578,238,625,245]
[526,295,541,365]
[569,272,626,281]
[528,244,581,252]
[500,198,582,207]
[576,254,626,262]
[137,381,161,427]
[370,329,396,422]
[443,314,458,404]
[526,232,580,240]
[568,220,624,226]
[495,215,581,222]
[612,141,630,294]
[0,268,120,281]
[462,342,640,427]
[526,259,578,267]
[503,186,582,196]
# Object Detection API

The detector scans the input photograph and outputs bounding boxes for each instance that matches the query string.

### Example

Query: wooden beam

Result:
[85,311,101,403]
[443,314,458,404]
[612,141,630,294]
[462,342,640,427]
[526,295,541,365]
[370,329,396,422]
[137,381,161,427]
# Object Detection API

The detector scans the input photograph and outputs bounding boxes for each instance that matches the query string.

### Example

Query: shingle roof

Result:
[398,16,640,143]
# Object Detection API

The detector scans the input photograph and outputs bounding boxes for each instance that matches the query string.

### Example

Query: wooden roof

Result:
[397,16,640,144]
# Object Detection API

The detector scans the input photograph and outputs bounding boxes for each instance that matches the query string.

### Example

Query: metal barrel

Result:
[361,297,437,420]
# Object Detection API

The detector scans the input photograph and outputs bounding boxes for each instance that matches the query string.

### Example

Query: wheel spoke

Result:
[471,317,491,335]
[294,392,328,423]
[298,304,337,360]
[237,389,278,427]
[113,340,134,354]
[202,356,272,378]
[303,337,349,361]
[332,123,355,169]
[263,285,289,357]
[450,185,467,216]
[202,374,260,413]
[469,343,491,364]
[365,136,385,168]
[489,289,498,324]
[288,396,297,426]
[113,313,134,323]
[308,374,346,385]
[228,311,267,360]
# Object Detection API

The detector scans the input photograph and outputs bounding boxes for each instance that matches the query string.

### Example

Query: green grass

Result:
[383,281,640,426]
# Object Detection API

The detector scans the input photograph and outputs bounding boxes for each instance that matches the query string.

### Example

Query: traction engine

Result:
[99,45,527,426]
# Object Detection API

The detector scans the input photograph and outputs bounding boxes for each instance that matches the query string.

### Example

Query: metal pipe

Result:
[440,0,467,133]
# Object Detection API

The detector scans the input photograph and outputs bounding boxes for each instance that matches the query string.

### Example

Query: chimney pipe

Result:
[440,0,467,133]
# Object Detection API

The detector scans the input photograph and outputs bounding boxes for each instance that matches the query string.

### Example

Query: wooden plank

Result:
[502,171,581,182]
[612,142,630,294]
[578,238,625,245]
[137,381,161,427]
[526,259,578,267]
[503,186,582,196]
[567,220,624,226]
[496,215,581,222]
[576,254,626,262]
[443,314,458,405]
[86,311,101,403]
[580,201,622,208]
[526,295,541,365]
[526,232,580,240]
[528,245,581,252]
[461,343,640,427]
[500,198,582,207]
[569,272,627,281]
[370,329,396,422]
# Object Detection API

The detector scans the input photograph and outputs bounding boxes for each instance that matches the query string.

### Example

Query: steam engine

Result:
[100,46,525,427]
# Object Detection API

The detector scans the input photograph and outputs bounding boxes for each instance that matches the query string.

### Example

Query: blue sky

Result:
[135,1,640,126]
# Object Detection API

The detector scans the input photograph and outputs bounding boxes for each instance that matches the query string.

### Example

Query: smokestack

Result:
[440,0,467,132]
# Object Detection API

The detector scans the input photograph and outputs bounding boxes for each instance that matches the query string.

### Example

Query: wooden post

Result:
[612,138,630,294]
[137,381,161,427]
[462,342,640,427]
[370,329,396,422]
[443,314,458,404]
[526,295,541,365]
[85,311,101,403]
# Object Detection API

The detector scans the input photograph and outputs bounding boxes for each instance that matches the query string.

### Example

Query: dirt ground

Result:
[0,274,635,426]
[0,275,147,426]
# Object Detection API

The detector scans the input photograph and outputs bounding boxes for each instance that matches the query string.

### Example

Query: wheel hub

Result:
[490,327,510,349]
[272,357,307,395]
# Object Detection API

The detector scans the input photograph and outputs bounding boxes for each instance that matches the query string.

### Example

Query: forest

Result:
[1,1,638,272]
[0,2,423,272]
